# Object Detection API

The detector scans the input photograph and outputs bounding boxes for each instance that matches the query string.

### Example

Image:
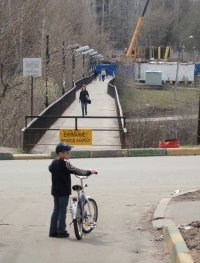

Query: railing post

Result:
[122,132,125,149]
[122,117,127,149]
[123,117,126,129]
[197,95,200,144]
[75,117,78,130]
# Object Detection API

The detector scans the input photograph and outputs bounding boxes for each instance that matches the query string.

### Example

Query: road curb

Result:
[90,150,128,158]
[163,225,193,263]
[13,154,51,160]
[128,148,166,156]
[153,197,171,220]
[1,147,200,160]
[0,153,13,160]
[51,151,90,159]
[167,148,200,156]
[152,192,195,263]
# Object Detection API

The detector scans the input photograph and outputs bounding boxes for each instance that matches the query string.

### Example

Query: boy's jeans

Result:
[49,196,69,234]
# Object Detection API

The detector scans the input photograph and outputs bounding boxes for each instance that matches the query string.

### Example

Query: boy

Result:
[49,142,97,238]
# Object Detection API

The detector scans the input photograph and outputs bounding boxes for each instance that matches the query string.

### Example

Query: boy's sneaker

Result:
[49,233,57,237]
[57,231,70,238]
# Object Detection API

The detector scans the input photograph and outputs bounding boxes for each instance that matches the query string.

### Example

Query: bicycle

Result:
[69,174,98,240]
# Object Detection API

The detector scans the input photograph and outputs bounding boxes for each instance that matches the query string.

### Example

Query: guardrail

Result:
[22,75,95,152]
[107,77,126,148]
[23,116,126,149]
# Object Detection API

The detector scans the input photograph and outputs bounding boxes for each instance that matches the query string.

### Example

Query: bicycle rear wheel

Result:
[73,202,83,240]
[83,198,98,234]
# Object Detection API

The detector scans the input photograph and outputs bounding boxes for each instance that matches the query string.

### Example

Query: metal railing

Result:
[23,116,126,149]
[22,75,95,152]
[107,77,126,148]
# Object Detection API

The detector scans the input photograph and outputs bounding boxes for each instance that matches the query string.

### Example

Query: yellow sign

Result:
[59,129,92,146]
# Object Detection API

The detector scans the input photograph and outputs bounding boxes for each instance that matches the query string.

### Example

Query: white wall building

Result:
[135,62,195,83]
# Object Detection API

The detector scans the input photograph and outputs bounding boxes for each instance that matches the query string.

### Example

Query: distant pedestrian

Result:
[99,73,101,81]
[94,69,98,80]
[101,69,106,81]
[105,68,107,78]
[79,84,89,116]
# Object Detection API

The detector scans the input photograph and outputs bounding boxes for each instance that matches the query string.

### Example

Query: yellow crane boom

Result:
[126,0,150,57]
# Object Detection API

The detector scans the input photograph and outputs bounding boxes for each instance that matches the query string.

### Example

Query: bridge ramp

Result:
[32,77,121,153]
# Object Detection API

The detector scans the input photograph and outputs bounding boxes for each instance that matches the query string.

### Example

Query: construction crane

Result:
[126,0,150,58]
[120,0,171,64]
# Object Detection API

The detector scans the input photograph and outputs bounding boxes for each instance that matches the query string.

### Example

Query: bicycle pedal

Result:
[89,222,97,228]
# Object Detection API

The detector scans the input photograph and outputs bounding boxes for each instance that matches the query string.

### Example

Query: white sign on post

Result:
[23,58,42,77]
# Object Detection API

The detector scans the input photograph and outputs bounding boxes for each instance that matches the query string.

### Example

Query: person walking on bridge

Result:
[101,68,106,81]
[79,84,89,116]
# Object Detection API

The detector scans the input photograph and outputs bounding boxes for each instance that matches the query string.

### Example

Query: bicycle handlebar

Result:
[75,172,97,179]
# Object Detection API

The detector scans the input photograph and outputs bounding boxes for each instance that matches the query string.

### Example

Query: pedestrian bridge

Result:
[22,75,125,154]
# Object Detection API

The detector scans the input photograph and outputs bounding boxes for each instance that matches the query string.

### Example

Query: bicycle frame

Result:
[69,176,92,223]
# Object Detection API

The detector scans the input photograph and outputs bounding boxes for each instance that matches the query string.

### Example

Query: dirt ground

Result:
[139,207,171,262]
[172,190,200,263]
[0,147,21,154]
[130,107,177,118]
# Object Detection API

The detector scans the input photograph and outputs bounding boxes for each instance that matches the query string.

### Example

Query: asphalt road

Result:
[1,156,200,263]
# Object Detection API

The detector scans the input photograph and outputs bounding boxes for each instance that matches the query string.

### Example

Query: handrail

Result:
[107,77,126,148]
[22,74,95,152]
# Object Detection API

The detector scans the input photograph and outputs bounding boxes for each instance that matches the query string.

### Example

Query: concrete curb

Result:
[153,197,171,220]
[90,150,128,158]
[128,148,166,157]
[13,154,51,160]
[0,153,13,160]
[163,225,193,263]
[167,148,200,156]
[51,151,90,159]
[152,191,195,263]
[1,147,200,160]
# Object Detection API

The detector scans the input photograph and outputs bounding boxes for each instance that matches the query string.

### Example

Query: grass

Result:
[17,148,26,153]
[120,86,200,114]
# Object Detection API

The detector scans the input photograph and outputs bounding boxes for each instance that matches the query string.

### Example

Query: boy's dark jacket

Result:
[49,158,91,196]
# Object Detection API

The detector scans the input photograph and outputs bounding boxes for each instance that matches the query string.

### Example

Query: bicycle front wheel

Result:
[73,202,83,240]
[83,198,98,234]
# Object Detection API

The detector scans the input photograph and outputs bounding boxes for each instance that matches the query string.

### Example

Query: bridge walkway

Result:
[32,77,121,153]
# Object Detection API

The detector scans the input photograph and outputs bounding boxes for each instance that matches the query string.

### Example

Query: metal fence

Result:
[22,75,95,152]
[107,77,126,148]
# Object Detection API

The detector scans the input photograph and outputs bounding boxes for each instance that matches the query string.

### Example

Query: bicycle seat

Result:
[72,185,83,191]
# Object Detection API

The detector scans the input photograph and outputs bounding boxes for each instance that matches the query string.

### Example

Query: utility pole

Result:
[31,76,33,119]
[45,35,50,108]
[62,41,65,95]
[174,0,180,50]
[72,53,75,88]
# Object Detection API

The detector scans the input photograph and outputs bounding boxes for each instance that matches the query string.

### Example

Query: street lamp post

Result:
[82,54,85,77]
[89,52,97,73]
[45,35,50,108]
[73,45,89,80]
[174,35,193,100]
[82,49,94,77]
[72,53,75,88]
[62,41,65,95]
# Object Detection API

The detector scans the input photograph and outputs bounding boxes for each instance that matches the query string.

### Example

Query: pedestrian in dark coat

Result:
[79,84,89,116]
